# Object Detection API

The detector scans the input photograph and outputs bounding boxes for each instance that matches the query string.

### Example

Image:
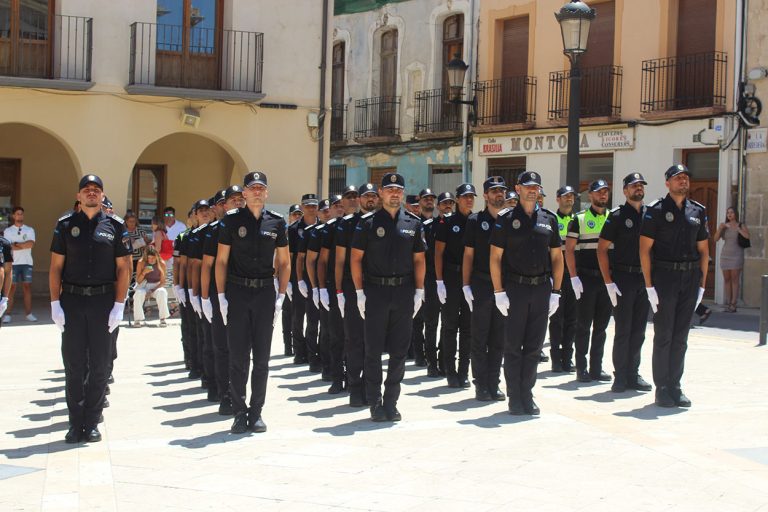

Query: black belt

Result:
[366,275,412,286]
[577,268,602,278]
[613,264,643,274]
[227,275,272,288]
[444,263,461,273]
[507,273,550,286]
[654,260,698,271]
[62,283,114,296]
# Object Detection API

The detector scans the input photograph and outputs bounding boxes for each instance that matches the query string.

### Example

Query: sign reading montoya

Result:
[479,127,635,156]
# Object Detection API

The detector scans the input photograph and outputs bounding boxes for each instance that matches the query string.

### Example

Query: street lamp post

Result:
[555,0,595,210]
[446,55,476,183]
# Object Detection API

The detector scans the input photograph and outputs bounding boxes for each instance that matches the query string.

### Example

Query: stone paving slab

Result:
[0,316,766,511]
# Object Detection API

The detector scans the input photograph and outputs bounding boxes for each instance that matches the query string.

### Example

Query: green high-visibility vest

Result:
[555,211,574,243]
[574,208,608,250]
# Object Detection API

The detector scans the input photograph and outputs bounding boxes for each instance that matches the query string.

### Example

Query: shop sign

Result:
[479,127,635,156]
[746,128,767,153]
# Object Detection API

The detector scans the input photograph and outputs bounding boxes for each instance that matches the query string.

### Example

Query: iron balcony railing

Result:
[473,76,537,126]
[128,22,263,93]
[548,65,622,120]
[331,103,347,142]
[354,95,400,139]
[0,14,92,81]
[641,51,727,112]
[414,87,463,135]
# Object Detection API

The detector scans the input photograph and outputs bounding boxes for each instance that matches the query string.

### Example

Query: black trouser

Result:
[439,271,471,378]
[342,279,365,397]
[410,307,425,362]
[108,327,119,377]
[652,268,700,390]
[574,273,612,373]
[548,267,576,364]
[226,283,275,416]
[327,288,345,384]
[60,291,113,429]
[422,274,440,367]
[612,271,650,385]
[319,300,330,374]
[470,278,505,392]
[199,305,216,394]
[304,283,321,366]
[364,284,414,406]
[209,291,229,399]
[181,300,200,372]
[282,294,293,350]
[503,281,550,402]
[192,310,207,381]
[290,281,307,359]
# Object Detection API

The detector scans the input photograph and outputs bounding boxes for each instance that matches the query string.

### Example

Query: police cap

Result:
[301,193,319,206]
[665,164,690,181]
[358,183,377,196]
[330,194,343,205]
[225,185,244,200]
[406,194,420,205]
[101,196,112,208]
[213,188,227,204]
[288,204,303,215]
[341,185,358,197]
[382,172,405,189]
[506,190,519,201]
[437,192,455,204]
[483,176,507,192]
[589,179,610,192]
[456,183,477,197]
[243,171,268,188]
[556,185,577,197]
[623,172,647,188]
[193,199,210,211]
[79,174,104,190]
[318,199,330,211]
[518,171,542,186]
[419,188,437,199]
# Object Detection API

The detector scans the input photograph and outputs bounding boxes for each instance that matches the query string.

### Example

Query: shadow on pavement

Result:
[277,380,327,392]
[573,390,644,403]
[287,391,339,404]
[614,403,688,420]
[41,376,65,383]
[298,403,361,419]
[153,398,212,413]
[169,431,245,449]
[22,409,67,422]
[143,367,188,378]
[146,376,194,387]
[405,386,467,399]
[30,398,63,408]
[146,361,185,368]
[269,361,302,372]
[541,380,589,391]
[400,374,438,385]
[161,411,227,428]
[0,440,80,459]
[313,417,396,436]
[458,411,538,428]
[153,387,203,399]
[432,398,497,412]
[7,421,68,439]
[37,386,65,394]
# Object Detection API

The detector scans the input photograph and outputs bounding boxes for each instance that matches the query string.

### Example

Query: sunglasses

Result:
[164,213,174,217]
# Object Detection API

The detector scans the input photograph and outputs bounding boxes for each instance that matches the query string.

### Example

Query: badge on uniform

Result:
[512,219,521,229]
[71,227,80,237]
[665,212,674,222]
[376,227,385,238]
[625,219,633,228]
[558,223,564,231]
[587,220,595,228]
[238,226,247,238]
[452,225,460,233]
[481,221,489,231]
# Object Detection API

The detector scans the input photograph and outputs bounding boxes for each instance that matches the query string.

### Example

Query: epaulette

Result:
[343,213,355,220]
[405,210,421,220]
[497,208,510,217]
[423,218,434,226]
[443,212,453,218]
[648,199,662,207]
[58,212,74,222]
[610,206,621,214]
[226,208,239,215]
[107,213,125,224]
[541,207,556,217]
[361,211,375,219]
[192,223,208,233]
[209,220,219,227]
[689,199,706,210]
[266,209,284,218]
[289,218,301,227]
[326,217,338,225]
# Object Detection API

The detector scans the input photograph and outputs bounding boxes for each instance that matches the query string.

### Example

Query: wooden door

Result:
[131,165,166,227]
[0,158,20,233]
[499,16,528,123]
[684,149,718,298]
[675,0,716,109]
[440,14,463,131]
[331,42,345,139]
[0,0,53,78]
[379,30,398,134]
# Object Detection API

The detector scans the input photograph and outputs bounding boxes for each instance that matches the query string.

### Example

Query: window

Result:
[329,164,347,196]
[128,165,166,226]
[488,156,526,187]
[431,167,462,195]
[0,158,20,233]
[379,29,397,98]
[442,14,463,90]
[0,0,54,78]
[331,42,346,141]
[369,167,395,188]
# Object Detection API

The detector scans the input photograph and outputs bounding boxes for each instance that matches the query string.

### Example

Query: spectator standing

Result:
[124,213,149,272]
[2,206,36,323]
[714,206,750,313]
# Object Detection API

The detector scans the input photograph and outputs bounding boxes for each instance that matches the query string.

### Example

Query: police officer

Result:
[566,179,613,383]
[463,176,507,401]
[0,234,14,324]
[201,187,244,415]
[598,173,653,393]
[414,188,438,371]
[351,173,426,421]
[548,185,578,372]
[334,183,377,406]
[172,211,194,373]
[435,183,476,388]
[639,164,708,408]
[405,195,421,217]
[437,192,456,216]
[281,204,303,356]
[490,171,563,415]
[505,190,519,209]
[49,174,131,443]
[215,171,289,433]
[289,193,319,368]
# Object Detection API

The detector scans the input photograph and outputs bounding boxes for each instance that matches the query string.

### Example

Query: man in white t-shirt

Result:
[2,206,36,323]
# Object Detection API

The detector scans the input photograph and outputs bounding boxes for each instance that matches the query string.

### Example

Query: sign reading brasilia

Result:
[478,126,635,156]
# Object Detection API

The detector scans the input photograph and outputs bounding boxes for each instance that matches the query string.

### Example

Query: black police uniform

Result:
[418,213,440,376]
[600,201,650,389]
[218,206,287,420]
[51,210,130,433]
[640,192,707,402]
[187,222,216,394]
[464,208,505,397]
[434,209,472,386]
[308,220,332,378]
[352,208,425,411]
[203,219,232,412]
[298,222,322,370]
[173,229,195,371]
[548,208,577,372]
[0,236,13,327]
[317,216,345,389]
[288,217,315,364]
[490,204,560,409]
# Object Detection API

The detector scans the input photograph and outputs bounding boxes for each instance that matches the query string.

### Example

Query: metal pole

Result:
[760,274,768,346]
[567,56,582,211]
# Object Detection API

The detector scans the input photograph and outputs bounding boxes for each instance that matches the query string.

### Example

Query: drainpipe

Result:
[735,0,747,216]
[461,0,476,184]
[317,0,330,196]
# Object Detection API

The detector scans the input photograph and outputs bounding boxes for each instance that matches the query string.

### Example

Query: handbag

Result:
[737,224,751,249]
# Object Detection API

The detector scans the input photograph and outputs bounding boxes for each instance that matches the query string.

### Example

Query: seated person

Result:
[133,247,170,327]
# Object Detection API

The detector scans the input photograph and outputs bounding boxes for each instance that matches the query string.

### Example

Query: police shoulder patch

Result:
[423,218,433,226]
[107,213,125,224]
[647,199,662,208]
[266,209,284,218]
[689,199,706,210]
[226,208,239,216]
[405,210,421,220]
[326,217,338,225]
[209,220,219,227]
[443,212,453,218]
[343,213,355,220]
[610,206,621,214]
[497,208,511,217]
[58,212,74,222]
[193,223,208,233]
[361,211,375,219]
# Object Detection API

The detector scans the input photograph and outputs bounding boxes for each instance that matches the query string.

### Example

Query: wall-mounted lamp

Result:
[748,67,768,80]
[181,107,201,128]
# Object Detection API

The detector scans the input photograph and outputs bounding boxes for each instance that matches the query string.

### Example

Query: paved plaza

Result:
[0,306,766,511]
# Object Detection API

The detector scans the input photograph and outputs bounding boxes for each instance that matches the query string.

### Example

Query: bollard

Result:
[761,275,768,346]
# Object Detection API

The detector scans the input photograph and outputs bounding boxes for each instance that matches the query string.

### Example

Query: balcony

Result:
[472,76,536,132]
[414,88,462,139]
[127,22,264,101]
[354,95,400,143]
[331,103,348,145]
[641,51,727,119]
[548,65,622,123]
[0,15,93,90]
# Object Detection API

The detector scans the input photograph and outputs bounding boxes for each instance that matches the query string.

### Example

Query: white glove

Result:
[273,277,279,294]
[548,293,561,317]
[356,289,366,319]
[312,287,320,309]
[174,285,187,306]
[337,292,346,318]
[494,291,509,316]
[286,281,293,302]
[413,289,425,318]
[571,277,583,300]
[319,288,330,311]
[273,293,285,326]
[51,300,66,332]
[646,287,659,314]
[0,297,7,317]
[298,280,309,298]
[218,292,229,325]
[462,285,474,312]
[695,287,705,310]
[436,280,447,304]
[189,292,202,318]
[605,282,622,308]
[108,302,125,333]
[201,297,213,323]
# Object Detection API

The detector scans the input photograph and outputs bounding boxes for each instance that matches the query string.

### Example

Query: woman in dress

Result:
[714,207,750,312]
[132,246,170,326]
